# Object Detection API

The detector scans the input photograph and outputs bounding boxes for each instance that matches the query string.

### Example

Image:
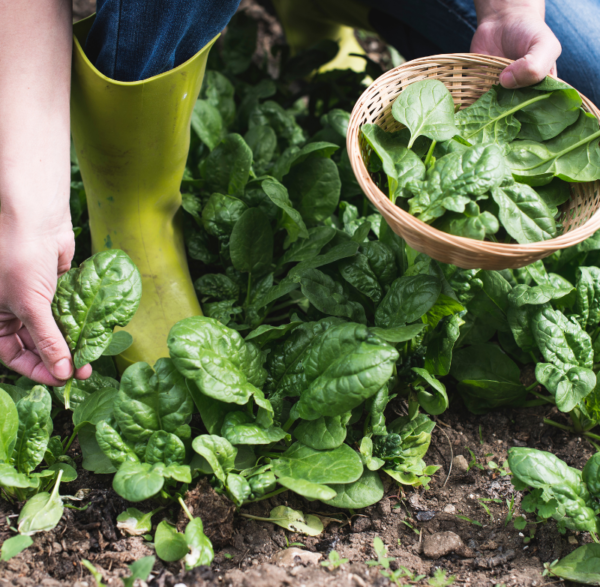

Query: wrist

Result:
[474,0,545,24]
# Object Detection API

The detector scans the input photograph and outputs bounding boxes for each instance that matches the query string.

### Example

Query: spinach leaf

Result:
[271,442,363,485]
[407,144,506,223]
[201,134,253,196]
[17,473,64,535]
[375,275,441,328]
[191,435,237,484]
[548,544,600,585]
[145,431,186,466]
[230,208,273,276]
[184,517,214,569]
[508,447,599,534]
[221,411,286,445]
[455,85,521,146]
[497,85,582,141]
[244,125,277,172]
[168,317,264,406]
[261,178,309,243]
[574,266,600,329]
[491,180,556,244]
[195,274,240,302]
[293,414,350,450]
[155,521,189,562]
[52,250,142,368]
[391,80,457,147]
[361,124,426,200]
[323,469,384,509]
[0,387,18,463]
[296,323,398,419]
[507,110,600,184]
[202,193,247,239]
[114,358,193,446]
[339,254,383,304]
[191,99,223,151]
[14,387,52,475]
[451,344,527,414]
[281,226,336,264]
[300,269,366,323]
[285,158,341,225]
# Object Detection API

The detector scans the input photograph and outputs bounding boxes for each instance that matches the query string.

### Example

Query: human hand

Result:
[0,214,92,386]
[471,1,561,89]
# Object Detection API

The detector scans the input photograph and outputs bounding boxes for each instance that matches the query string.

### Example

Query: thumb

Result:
[500,31,561,89]
[20,301,73,381]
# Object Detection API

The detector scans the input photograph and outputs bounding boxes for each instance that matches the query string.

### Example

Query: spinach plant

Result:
[362,77,600,244]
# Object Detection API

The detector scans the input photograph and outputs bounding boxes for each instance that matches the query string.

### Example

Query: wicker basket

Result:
[347,53,600,270]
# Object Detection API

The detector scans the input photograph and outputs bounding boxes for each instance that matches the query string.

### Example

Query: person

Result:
[0,0,584,386]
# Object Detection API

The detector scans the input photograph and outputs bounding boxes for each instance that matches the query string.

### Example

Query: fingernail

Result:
[500,70,517,89]
[54,358,72,380]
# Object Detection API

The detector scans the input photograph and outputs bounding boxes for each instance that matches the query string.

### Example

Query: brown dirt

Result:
[1,395,593,587]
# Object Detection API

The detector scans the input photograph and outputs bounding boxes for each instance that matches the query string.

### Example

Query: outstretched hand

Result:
[471,3,561,89]
[0,217,92,386]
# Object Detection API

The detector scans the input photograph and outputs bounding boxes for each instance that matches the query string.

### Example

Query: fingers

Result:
[18,300,74,382]
[0,330,66,386]
[75,363,93,380]
[500,26,561,89]
[18,322,92,381]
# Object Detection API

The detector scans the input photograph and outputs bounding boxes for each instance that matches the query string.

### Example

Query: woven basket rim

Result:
[347,53,600,257]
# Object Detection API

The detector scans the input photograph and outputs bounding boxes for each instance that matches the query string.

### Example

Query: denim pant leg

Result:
[84,0,242,82]
[365,0,600,104]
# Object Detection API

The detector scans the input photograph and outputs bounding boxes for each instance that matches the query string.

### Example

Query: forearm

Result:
[0,0,72,232]
[474,0,545,23]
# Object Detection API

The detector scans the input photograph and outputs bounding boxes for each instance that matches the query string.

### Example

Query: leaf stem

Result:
[244,487,288,504]
[465,92,552,139]
[50,469,64,501]
[423,140,437,167]
[270,298,305,314]
[63,429,78,453]
[543,418,573,433]
[178,496,194,522]
[63,377,73,410]
[520,128,600,171]
[525,381,540,392]
[528,390,554,405]
[583,431,600,442]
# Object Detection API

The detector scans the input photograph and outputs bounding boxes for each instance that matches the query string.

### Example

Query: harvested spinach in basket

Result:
[361,78,600,244]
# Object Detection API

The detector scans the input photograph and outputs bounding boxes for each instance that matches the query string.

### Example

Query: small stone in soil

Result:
[453,455,469,473]
[272,548,322,567]
[423,531,475,559]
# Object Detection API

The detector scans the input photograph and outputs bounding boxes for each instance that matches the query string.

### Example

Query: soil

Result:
[2,2,593,587]
[1,386,593,587]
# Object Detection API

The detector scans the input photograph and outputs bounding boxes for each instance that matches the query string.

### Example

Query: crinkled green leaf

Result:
[52,250,142,368]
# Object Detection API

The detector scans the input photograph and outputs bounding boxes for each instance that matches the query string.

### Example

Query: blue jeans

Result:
[85,0,600,105]
[84,0,241,81]
[364,0,600,105]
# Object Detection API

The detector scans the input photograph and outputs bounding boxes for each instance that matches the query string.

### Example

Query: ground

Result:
[1,389,592,587]
[0,2,593,586]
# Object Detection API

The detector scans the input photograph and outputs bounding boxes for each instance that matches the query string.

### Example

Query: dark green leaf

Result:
[52,250,142,369]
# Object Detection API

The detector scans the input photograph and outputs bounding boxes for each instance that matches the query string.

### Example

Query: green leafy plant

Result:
[508,447,600,537]
[321,549,348,570]
[52,250,142,408]
[366,536,395,569]
[362,77,600,244]
[428,568,456,587]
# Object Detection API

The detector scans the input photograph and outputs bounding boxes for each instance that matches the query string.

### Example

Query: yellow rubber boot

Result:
[271,0,374,73]
[71,16,217,369]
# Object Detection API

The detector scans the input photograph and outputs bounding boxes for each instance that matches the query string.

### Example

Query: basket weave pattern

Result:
[347,54,600,269]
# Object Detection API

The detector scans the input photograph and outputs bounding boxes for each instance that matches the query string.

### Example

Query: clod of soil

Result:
[423,531,474,559]
[271,547,322,566]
